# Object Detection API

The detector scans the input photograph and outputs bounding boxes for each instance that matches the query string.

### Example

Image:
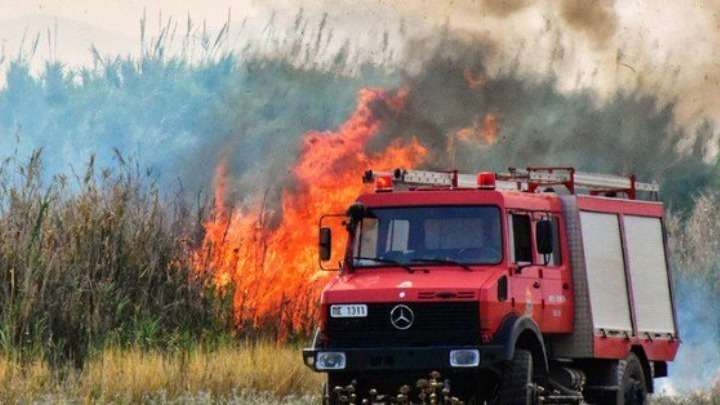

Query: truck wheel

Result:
[617,353,647,405]
[496,349,536,405]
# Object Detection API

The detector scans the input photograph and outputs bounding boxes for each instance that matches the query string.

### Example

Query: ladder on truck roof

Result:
[362,167,660,200]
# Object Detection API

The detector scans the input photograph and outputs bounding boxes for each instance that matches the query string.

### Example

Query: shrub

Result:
[0,150,233,366]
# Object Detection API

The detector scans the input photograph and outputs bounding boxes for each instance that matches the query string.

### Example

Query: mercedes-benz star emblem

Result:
[390,304,414,330]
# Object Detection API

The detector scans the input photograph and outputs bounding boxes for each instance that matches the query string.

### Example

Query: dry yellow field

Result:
[0,341,716,404]
[0,341,323,403]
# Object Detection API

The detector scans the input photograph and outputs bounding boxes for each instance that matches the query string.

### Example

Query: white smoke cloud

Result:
[377,0,719,137]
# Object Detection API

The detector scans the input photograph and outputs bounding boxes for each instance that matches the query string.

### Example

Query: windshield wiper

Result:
[410,258,473,271]
[352,256,415,273]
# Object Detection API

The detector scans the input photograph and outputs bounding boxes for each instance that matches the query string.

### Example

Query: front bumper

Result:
[302,345,504,372]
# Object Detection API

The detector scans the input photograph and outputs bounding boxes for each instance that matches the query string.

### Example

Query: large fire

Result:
[195,88,426,337]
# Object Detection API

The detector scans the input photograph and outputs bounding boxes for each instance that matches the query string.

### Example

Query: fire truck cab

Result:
[303,167,679,404]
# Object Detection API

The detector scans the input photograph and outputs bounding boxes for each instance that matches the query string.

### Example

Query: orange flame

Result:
[482,113,498,144]
[455,113,499,145]
[195,88,426,337]
[463,67,486,89]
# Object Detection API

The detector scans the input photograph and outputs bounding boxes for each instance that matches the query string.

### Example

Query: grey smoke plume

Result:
[367,33,715,209]
[361,0,720,155]
[665,195,720,393]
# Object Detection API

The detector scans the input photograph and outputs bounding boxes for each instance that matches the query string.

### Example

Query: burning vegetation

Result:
[188,38,719,347]
[195,88,426,336]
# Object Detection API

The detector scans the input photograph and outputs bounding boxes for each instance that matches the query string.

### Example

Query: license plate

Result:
[330,304,368,318]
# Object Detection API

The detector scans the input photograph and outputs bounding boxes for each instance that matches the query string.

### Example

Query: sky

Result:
[0,0,423,67]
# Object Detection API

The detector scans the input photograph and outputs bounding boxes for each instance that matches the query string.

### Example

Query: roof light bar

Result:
[374,174,394,192]
[477,172,496,190]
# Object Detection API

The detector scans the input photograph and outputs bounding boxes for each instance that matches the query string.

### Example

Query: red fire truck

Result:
[303,167,679,404]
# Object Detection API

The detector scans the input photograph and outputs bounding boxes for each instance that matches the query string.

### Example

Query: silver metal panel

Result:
[386,168,659,193]
[574,172,658,192]
[623,216,676,335]
[580,211,633,332]
[511,169,658,192]
[402,170,454,185]
[401,170,519,189]
[550,196,594,358]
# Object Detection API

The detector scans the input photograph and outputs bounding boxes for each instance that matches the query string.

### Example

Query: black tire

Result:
[453,372,498,405]
[496,349,536,405]
[617,353,648,405]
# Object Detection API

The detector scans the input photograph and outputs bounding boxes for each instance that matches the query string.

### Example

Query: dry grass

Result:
[652,385,720,404]
[3,340,716,405]
[0,151,235,364]
[0,341,322,403]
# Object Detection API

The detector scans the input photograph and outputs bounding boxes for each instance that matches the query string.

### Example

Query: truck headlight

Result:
[449,349,480,367]
[316,352,346,370]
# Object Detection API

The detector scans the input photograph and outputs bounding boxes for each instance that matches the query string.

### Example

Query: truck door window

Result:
[510,214,532,263]
[549,216,562,265]
[536,215,562,266]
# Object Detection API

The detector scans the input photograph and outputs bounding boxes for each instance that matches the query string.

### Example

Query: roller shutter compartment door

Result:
[580,211,633,333]
[623,215,675,335]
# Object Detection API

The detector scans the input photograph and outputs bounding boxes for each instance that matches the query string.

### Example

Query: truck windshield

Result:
[352,206,502,267]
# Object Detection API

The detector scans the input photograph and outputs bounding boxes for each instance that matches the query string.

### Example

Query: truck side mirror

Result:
[346,202,366,221]
[346,203,366,231]
[319,227,332,261]
[536,219,553,255]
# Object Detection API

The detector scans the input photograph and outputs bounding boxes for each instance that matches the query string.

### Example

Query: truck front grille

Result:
[325,302,480,348]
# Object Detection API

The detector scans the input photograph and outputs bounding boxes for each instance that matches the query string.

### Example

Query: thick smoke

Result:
[479,0,533,17]
[368,33,716,209]
[664,277,720,393]
[382,0,720,144]
[664,195,720,393]
[559,0,618,44]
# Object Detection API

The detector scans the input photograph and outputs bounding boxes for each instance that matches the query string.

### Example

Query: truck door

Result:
[507,212,543,325]
[534,213,573,332]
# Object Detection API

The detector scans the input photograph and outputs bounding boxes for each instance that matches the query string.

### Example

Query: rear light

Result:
[477,172,496,189]
[375,174,394,192]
